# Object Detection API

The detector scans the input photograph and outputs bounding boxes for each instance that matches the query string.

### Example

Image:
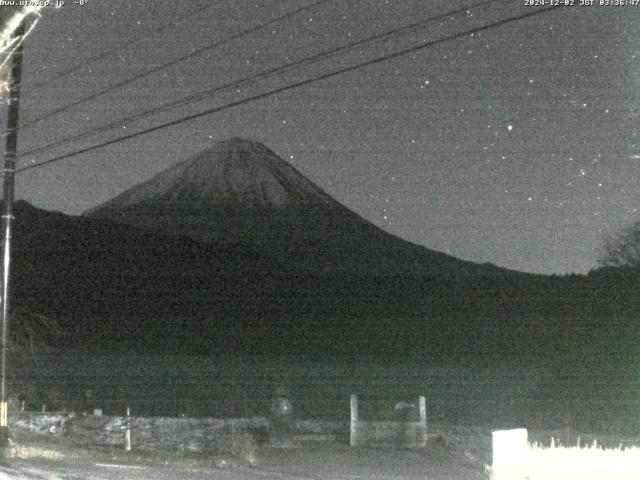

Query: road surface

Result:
[1,444,487,480]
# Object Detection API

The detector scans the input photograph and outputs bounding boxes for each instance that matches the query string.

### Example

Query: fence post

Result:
[418,396,427,447]
[124,407,131,452]
[350,394,358,447]
[491,428,528,480]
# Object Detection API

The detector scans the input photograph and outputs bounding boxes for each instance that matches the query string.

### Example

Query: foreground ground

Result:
[0,427,490,480]
[4,425,640,479]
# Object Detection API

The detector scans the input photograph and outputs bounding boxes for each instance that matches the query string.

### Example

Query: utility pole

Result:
[0,19,25,447]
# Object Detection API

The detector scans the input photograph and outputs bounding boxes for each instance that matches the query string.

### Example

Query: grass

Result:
[490,435,640,480]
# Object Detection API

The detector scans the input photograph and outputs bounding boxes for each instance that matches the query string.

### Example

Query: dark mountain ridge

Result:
[5,138,639,359]
[6,199,640,360]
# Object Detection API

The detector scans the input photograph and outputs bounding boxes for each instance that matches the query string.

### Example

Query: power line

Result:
[29,1,220,89]
[20,0,502,160]
[17,4,560,174]
[20,0,334,130]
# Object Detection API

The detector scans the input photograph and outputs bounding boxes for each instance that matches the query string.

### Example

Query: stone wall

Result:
[10,412,268,454]
[10,412,426,451]
[356,420,427,446]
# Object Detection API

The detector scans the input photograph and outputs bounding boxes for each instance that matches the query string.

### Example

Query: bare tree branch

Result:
[598,220,640,268]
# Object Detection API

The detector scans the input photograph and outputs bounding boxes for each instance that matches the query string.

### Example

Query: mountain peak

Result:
[210,137,278,161]
[218,136,267,150]
[88,138,334,212]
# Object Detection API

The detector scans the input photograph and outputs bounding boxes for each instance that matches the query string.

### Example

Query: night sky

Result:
[6,0,640,274]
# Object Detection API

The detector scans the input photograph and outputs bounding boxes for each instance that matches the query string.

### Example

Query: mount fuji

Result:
[86,137,507,278]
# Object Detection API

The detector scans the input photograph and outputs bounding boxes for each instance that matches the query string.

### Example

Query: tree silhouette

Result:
[598,220,640,268]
